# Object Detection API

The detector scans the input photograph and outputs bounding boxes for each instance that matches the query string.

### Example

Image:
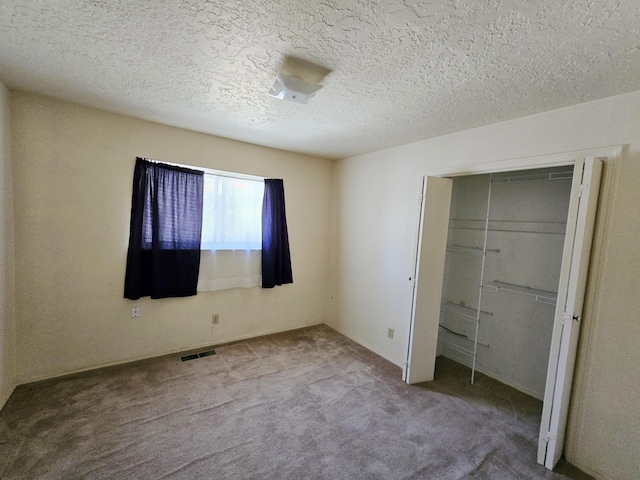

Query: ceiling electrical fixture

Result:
[267,73,323,104]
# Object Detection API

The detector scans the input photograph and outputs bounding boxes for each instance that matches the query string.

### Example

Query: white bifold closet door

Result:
[405,157,602,471]
[538,157,602,468]
[404,176,452,384]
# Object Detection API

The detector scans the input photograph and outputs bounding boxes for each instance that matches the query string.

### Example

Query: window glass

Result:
[200,174,264,250]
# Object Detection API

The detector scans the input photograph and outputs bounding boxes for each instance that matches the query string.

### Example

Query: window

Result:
[125,158,292,297]
[197,170,265,292]
[200,173,264,250]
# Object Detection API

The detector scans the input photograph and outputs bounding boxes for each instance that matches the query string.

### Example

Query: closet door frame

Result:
[404,145,622,468]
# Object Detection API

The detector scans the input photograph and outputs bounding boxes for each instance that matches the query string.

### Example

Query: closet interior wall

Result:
[437,166,574,400]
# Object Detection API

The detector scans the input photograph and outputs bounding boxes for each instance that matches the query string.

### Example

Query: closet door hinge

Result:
[574,183,589,198]
[561,312,581,325]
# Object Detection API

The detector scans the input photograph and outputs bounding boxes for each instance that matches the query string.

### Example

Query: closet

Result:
[404,153,608,469]
[437,166,573,399]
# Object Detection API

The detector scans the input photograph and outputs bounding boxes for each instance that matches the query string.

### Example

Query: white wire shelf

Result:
[483,281,557,305]
[446,245,500,255]
[449,219,567,235]
[492,170,573,184]
[442,337,489,356]
[440,302,493,323]
[444,342,475,357]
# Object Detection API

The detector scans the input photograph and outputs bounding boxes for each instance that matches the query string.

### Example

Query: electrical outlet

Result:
[131,306,140,318]
[212,314,219,325]
[387,328,394,339]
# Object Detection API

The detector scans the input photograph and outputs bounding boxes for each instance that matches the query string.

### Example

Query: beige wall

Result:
[10,91,333,384]
[0,81,16,410]
[331,91,640,480]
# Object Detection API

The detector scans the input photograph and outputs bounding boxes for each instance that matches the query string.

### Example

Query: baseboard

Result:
[18,322,323,386]
[323,322,404,369]
[564,456,606,480]
[200,322,323,349]
[16,321,401,388]
[0,382,17,413]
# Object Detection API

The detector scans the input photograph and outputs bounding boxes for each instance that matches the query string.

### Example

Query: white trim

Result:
[424,146,622,178]
[563,157,622,466]
[325,323,405,368]
[18,323,322,385]
[408,145,622,471]
[542,157,604,469]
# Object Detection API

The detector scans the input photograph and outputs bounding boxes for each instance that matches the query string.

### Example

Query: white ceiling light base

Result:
[267,74,323,104]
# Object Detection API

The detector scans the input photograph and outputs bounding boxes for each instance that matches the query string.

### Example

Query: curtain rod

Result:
[138,157,264,182]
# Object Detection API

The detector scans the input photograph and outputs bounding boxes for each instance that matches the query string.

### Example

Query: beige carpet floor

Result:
[0,324,592,479]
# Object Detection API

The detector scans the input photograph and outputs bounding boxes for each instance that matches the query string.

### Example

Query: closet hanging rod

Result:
[449,228,566,235]
[449,219,567,235]
[439,324,467,337]
[439,327,490,348]
[450,219,567,224]
[441,301,493,323]
[491,171,573,184]
[483,281,557,305]
[446,245,500,255]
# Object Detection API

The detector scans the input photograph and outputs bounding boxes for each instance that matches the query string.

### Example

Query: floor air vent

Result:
[180,349,216,362]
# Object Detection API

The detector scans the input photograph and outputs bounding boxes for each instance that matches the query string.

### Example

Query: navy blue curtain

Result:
[124,158,204,299]
[262,179,293,288]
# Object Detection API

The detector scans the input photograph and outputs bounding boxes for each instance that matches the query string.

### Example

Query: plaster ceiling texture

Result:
[1,1,639,160]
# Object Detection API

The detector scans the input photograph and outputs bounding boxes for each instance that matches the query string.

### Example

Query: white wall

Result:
[0,81,16,410]
[330,90,640,480]
[10,91,333,384]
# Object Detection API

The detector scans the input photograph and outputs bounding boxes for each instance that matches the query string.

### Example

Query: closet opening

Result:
[404,150,617,470]
[438,165,573,399]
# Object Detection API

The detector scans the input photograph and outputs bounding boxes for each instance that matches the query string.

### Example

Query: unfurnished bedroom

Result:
[0,1,639,479]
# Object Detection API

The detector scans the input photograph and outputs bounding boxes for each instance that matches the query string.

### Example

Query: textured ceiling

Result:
[1,1,639,159]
